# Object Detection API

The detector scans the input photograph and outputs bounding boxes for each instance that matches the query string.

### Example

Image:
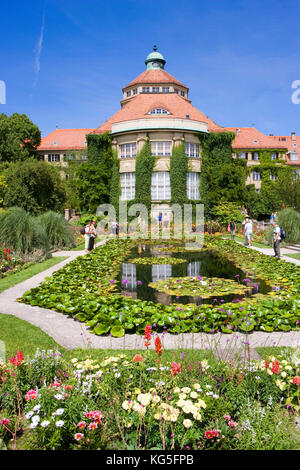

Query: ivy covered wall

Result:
[198,131,248,218]
[170,141,189,205]
[134,137,156,211]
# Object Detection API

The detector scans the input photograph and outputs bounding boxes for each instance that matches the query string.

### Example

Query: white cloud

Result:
[34,12,45,87]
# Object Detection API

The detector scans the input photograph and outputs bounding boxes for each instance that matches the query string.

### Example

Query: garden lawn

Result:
[286,253,300,260]
[0,256,67,293]
[224,235,271,249]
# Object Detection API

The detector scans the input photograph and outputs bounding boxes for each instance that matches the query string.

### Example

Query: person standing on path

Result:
[229,219,236,240]
[272,222,281,258]
[244,218,253,246]
[84,221,92,252]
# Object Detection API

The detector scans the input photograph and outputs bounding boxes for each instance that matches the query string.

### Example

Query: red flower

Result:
[205,430,219,439]
[155,337,162,356]
[265,361,270,368]
[9,350,24,366]
[133,354,143,363]
[171,362,181,376]
[271,360,280,374]
[293,376,300,385]
[144,324,152,348]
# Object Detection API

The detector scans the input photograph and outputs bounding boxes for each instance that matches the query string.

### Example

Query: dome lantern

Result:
[145,45,166,70]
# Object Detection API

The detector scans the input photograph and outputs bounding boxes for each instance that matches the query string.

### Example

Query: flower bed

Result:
[1,338,300,450]
[21,237,300,336]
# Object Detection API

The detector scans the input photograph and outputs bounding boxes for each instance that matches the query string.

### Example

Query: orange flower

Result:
[155,337,162,356]
[133,354,143,363]
[293,376,300,385]
[144,324,152,348]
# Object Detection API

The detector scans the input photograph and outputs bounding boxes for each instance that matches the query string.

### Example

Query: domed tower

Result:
[145,45,166,70]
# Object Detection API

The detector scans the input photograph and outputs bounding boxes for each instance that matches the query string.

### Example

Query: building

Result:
[37,47,300,210]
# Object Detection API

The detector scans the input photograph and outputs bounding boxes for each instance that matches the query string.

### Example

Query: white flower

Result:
[56,408,64,415]
[33,404,41,412]
[54,394,64,400]
[183,419,193,428]
[41,420,50,428]
[30,422,38,429]
[115,373,121,378]
[181,387,191,394]
[26,411,34,420]
[190,392,198,399]
[55,420,64,427]
[32,415,40,424]
[122,400,132,411]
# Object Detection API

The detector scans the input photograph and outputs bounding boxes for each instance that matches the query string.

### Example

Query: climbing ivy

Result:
[134,137,156,211]
[109,150,121,216]
[170,141,189,205]
[198,131,248,218]
[86,132,113,165]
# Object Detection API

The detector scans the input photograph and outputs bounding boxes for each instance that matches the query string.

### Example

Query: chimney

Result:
[236,128,240,135]
[292,132,296,141]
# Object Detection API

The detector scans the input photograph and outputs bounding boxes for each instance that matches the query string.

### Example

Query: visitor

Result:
[84,221,93,252]
[272,222,281,258]
[158,212,163,229]
[229,219,236,240]
[270,212,275,223]
[244,218,253,247]
[88,220,97,251]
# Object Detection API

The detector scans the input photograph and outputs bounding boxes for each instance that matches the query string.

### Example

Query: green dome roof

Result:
[145,46,166,70]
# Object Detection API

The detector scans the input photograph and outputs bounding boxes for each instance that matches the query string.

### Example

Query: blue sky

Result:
[1,0,300,137]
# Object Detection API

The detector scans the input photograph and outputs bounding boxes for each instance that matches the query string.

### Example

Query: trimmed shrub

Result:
[278,208,300,244]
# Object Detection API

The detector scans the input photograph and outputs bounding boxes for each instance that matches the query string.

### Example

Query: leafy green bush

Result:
[277,208,300,244]
[37,211,75,250]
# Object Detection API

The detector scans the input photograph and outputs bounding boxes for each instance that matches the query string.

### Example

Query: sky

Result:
[1,0,300,137]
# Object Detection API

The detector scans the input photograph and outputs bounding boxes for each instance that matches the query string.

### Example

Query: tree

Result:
[0,113,41,162]
[2,159,66,214]
[75,163,111,213]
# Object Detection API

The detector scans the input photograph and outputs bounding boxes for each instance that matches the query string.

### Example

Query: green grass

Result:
[285,253,300,260]
[0,314,214,364]
[0,256,68,293]
[255,346,295,359]
[224,234,272,249]
[71,237,101,251]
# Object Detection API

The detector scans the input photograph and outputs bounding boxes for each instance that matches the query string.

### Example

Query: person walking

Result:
[272,222,281,258]
[244,218,253,246]
[88,220,97,251]
[229,219,236,240]
[84,221,92,252]
[158,212,163,230]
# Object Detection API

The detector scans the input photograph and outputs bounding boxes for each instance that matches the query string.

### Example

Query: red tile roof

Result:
[38,128,94,151]
[92,93,222,134]
[221,127,288,150]
[275,135,300,165]
[124,69,187,89]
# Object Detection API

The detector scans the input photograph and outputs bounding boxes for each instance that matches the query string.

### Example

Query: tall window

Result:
[187,172,200,200]
[126,91,131,97]
[185,143,200,158]
[148,108,169,115]
[151,141,172,156]
[271,152,278,160]
[252,152,259,161]
[120,143,137,158]
[270,172,276,181]
[252,170,261,181]
[120,172,135,200]
[133,88,137,95]
[290,152,298,161]
[174,88,179,94]
[180,90,185,97]
[151,172,171,200]
[48,154,60,162]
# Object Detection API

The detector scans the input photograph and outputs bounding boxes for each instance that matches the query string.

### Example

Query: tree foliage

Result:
[0,113,41,162]
[86,132,112,165]
[75,162,111,213]
[199,132,247,218]
[1,159,66,214]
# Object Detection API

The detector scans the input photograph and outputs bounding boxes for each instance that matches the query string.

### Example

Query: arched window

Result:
[148,108,170,115]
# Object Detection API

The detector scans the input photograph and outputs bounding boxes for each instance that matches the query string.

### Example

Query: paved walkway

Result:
[0,238,300,351]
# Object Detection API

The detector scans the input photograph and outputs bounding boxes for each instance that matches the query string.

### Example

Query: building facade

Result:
[37,47,300,210]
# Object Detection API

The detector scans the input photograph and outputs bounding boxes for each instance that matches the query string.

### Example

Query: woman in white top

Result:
[84,222,93,252]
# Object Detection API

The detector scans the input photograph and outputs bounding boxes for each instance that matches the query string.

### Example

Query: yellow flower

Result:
[122,400,133,411]
[71,358,78,363]
[193,383,200,389]
[173,387,181,394]
[193,412,202,421]
[154,413,162,420]
[179,393,187,400]
[137,393,152,407]
[176,399,186,408]
[190,392,198,399]
[196,399,207,409]
[181,387,191,394]
[152,395,161,404]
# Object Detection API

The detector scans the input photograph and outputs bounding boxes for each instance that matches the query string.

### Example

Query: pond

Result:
[115,243,271,306]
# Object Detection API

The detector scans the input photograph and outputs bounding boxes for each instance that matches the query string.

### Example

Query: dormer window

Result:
[174,88,178,94]
[148,108,170,115]
[142,87,150,93]
[126,91,131,97]
[133,88,137,95]
[180,91,185,97]
[152,87,159,93]
[162,87,169,93]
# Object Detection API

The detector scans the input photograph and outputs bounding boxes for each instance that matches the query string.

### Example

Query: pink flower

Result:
[223,415,231,421]
[78,421,86,429]
[171,362,181,376]
[25,389,37,401]
[0,418,10,426]
[85,411,94,419]
[88,422,98,430]
[74,433,84,441]
[293,376,300,386]
[65,384,72,391]
[228,420,238,428]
